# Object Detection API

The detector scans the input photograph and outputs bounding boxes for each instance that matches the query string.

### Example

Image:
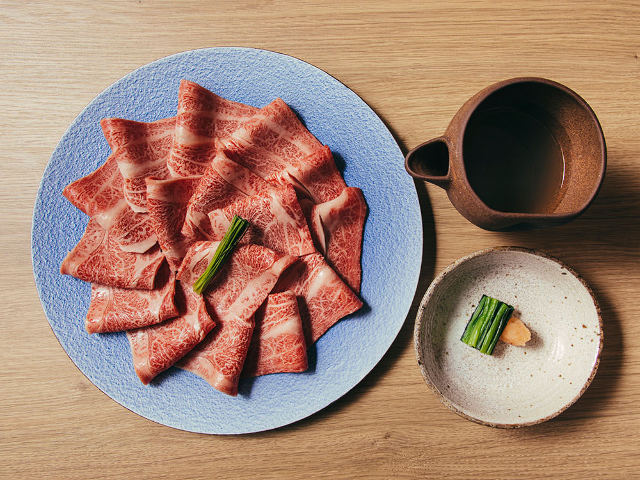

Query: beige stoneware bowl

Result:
[415,247,602,427]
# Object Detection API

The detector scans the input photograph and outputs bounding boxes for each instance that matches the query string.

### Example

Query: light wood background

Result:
[1,1,639,478]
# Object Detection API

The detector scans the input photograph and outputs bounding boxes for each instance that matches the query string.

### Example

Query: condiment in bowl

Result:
[414,247,602,427]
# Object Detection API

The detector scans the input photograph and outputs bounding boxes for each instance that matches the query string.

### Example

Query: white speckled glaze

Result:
[415,247,602,427]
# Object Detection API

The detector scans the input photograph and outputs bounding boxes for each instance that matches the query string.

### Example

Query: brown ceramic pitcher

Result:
[405,77,606,230]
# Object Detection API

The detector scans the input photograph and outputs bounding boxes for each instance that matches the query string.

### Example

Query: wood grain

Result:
[1,1,639,478]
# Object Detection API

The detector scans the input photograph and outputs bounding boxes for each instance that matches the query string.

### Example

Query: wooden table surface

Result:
[2,1,639,478]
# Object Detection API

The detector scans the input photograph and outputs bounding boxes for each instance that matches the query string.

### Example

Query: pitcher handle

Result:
[405,136,451,189]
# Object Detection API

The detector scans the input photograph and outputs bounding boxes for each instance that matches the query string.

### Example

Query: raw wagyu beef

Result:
[243,291,308,377]
[220,98,324,179]
[308,187,367,293]
[270,146,347,204]
[221,99,346,203]
[207,149,277,196]
[63,156,157,253]
[274,253,363,343]
[177,241,296,395]
[167,80,258,178]
[146,176,201,271]
[62,155,123,217]
[61,79,366,394]
[181,151,255,241]
[85,266,178,334]
[208,184,315,256]
[127,281,215,384]
[217,96,367,294]
[101,117,175,212]
[101,116,176,153]
[60,219,165,290]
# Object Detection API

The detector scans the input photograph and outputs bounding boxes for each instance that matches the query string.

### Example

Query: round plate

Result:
[415,247,602,427]
[32,47,422,434]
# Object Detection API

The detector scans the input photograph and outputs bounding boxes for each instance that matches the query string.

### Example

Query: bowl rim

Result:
[414,246,603,428]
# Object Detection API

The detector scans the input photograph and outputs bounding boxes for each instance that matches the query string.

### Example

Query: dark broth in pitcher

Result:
[463,107,565,213]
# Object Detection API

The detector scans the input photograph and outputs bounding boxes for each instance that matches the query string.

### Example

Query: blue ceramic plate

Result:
[32,47,422,434]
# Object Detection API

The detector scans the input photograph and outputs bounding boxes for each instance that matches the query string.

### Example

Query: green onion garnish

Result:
[192,215,249,295]
[460,295,514,355]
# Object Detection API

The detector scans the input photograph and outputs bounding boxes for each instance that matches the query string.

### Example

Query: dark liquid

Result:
[464,107,565,213]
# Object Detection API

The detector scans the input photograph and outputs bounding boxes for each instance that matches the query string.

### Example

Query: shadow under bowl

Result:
[414,247,602,428]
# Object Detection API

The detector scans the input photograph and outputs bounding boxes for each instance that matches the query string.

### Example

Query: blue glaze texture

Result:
[32,47,422,434]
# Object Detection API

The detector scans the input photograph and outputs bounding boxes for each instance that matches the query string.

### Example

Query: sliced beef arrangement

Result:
[60,80,367,396]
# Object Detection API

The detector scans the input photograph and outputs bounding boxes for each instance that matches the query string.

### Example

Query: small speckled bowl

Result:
[415,247,602,427]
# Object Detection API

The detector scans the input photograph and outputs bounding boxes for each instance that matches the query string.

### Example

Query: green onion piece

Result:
[192,215,249,295]
[460,295,514,355]
[460,295,488,344]
[474,297,500,347]
[478,303,514,354]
